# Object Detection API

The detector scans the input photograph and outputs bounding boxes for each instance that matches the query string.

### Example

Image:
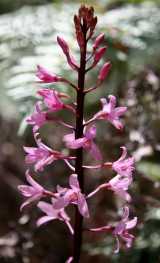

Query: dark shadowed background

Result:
[0,0,160,262]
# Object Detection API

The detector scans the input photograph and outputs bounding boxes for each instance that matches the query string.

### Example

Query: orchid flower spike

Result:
[18,170,44,210]
[94,95,127,130]
[63,125,102,160]
[37,198,74,235]
[26,102,47,132]
[53,174,89,218]
[24,133,67,172]
[36,65,63,83]
[112,147,135,177]
[113,206,137,253]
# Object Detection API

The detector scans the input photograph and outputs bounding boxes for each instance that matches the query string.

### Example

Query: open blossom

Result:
[108,174,132,202]
[94,95,127,130]
[87,172,132,201]
[18,170,44,210]
[36,65,63,83]
[53,174,89,218]
[26,102,47,132]
[38,88,65,112]
[63,125,102,160]
[113,206,137,253]
[24,134,66,172]
[37,199,74,235]
[89,206,137,253]
[112,147,135,177]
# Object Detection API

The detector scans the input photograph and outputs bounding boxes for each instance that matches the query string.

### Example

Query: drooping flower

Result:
[113,206,137,253]
[38,88,65,112]
[108,174,132,202]
[24,133,67,172]
[94,95,127,130]
[57,36,79,71]
[36,65,63,83]
[37,199,74,235]
[112,147,135,177]
[26,102,47,132]
[63,125,102,160]
[53,174,89,218]
[18,170,44,210]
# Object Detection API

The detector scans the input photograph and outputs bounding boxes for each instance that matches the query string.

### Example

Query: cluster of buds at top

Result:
[18,5,137,262]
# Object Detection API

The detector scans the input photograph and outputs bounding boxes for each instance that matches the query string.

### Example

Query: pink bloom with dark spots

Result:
[24,134,65,172]
[94,95,127,130]
[112,147,135,177]
[63,125,102,160]
[26,102,47,132]
[53,174,89,218]
[38,88,64,112]
[36,65,62,83]
[57,36,79,71]
[18,170,44,210]
[113,206,137,253]
[37,198,74,234]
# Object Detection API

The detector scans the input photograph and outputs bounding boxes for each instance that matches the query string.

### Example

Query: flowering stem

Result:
[73,25,87,263]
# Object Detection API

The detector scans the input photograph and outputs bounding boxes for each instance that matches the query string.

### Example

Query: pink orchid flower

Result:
[113,206,137,253]
[37,198,74,235]
[89,206,137,253]
[26,102,47,132]
[87,172,132,201]
[36,65,62,83]
[53,174,89,218]
[63,125,102,160]
[94,95,127,130]
[18,170,44,210]
[112,147,135,177]
[108,174,132,202]
[38,88,64,112]
[24,133,66,172]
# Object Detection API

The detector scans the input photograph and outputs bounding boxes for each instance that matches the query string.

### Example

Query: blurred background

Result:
[0,0,160,262]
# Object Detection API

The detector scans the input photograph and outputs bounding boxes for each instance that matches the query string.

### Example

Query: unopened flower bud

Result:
[93,47,107,66]
[93,33,105,50]
[98,62,111,82]
[57,36,69,55]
